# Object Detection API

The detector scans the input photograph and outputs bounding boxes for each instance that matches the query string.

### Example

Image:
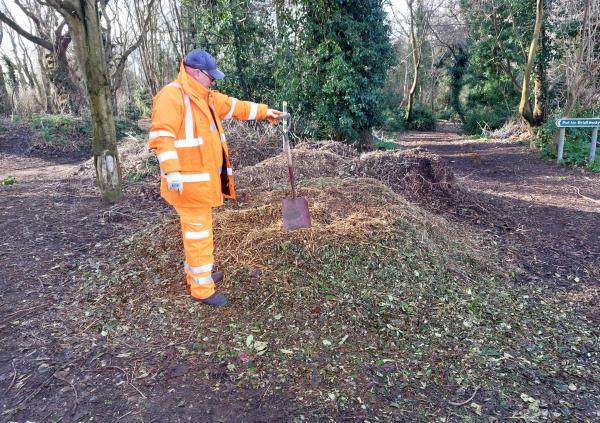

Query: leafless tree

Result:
[0,0,84,112]
[560,0,600,117]
[0,21,11,115]
[137,0,179,96]
[100,0,157,108]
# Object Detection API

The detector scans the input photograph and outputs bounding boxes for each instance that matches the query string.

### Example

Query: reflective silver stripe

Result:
[247,103,258,120]
[210,123,217,131]
[174,137,203,148]
[224,98,237,120]
[183,94,194,140]
[149,130,176,139]
[180,173,210,183]
[167,82,180,88]
[220,134,226,141]
[157,151,178,163]
[219,166,233,176]
[160,172,209,183]
[185,263,213,274]
[185,230,210,240]
[192,275,213,285]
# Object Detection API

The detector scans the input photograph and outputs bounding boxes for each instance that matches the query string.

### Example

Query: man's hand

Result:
[266,109,289,125]
[166,171,183,194]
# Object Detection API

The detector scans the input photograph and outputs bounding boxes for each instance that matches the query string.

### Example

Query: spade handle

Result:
[282,102,297,198]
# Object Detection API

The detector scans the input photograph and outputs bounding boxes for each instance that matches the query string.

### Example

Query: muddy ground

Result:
[1,121,598,421]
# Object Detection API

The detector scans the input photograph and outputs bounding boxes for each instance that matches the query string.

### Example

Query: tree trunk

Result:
[518,0,543,146]
[532,20,547,126]
[0,23,11,115]
[0,9,83,113]
[405,0,420,124]
[529,24,548,150]
[0,64,10,116]
[401,60,409,107]
[358,127,373,151]
[50,35,83,113]
[55,0,122,201]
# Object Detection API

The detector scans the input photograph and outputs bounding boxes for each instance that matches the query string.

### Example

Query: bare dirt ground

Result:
[390,124,599,314]
[1,121,598,421]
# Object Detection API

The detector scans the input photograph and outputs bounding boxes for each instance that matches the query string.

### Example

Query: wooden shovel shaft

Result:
[282,102,297,198]
[283,131,297,198]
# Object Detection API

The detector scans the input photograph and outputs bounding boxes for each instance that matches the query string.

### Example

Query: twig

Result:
[107,366,147,399]
[5,359,17,393]
[0,304,45,325]
[574,187,600,205]
[81,318,100,333]
[117,410,134,420]
[129,382,147,399]
[448,385,480,406]
[253,293,274,311]
[14,372,55,408]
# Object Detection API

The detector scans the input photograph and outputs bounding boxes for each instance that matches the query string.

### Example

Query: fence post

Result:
[590,127,598,163]
[557,127,566,164]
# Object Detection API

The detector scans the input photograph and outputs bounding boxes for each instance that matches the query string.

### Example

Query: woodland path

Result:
[1,122,598,421]
[390,124,599,307]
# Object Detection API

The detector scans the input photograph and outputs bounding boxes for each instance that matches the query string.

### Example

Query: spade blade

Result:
[282,197,312,231]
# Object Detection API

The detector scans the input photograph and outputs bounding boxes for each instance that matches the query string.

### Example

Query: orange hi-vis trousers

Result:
[174,206,215,300]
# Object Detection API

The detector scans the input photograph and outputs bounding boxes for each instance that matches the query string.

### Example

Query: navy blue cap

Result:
[184,49,225,80]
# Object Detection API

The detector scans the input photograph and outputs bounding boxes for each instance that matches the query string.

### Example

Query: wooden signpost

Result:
[555,118,600,164]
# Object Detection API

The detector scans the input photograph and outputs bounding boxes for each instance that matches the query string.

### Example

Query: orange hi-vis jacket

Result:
[149,63,269,207]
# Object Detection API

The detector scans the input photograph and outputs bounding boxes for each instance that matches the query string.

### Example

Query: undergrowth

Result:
[30,114,144,155]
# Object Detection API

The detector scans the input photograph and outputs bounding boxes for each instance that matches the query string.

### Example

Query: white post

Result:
[557,127,566,164]
[589,127,598,163]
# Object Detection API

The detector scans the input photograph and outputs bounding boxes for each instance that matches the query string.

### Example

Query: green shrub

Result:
[30,114,144,155]
[124,87,152,121]
[462,108,507,135]
[373,138,397,150]
[436,109,453,120]
[381,108,406,131]
[1,176,17,185]
[381,104,437,131]
[31,115,91,147]
[405,104,437,131]
[115,117,144,140]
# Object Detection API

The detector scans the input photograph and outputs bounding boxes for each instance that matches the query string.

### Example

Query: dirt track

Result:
[1,123,599,420]
[391,125,600,294]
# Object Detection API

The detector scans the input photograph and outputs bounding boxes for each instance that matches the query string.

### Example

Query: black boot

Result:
[198,292,228,307]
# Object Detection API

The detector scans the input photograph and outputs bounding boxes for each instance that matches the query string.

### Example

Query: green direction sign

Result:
[556,118,600,127]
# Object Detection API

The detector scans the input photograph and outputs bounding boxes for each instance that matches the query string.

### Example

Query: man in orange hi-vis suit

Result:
[149,49,285,307]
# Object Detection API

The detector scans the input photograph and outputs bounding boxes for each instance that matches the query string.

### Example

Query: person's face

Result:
[189,67,215,88]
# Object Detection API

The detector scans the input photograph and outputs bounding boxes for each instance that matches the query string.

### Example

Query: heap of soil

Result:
[234,142,509,230]
[235,149,348,191]
[296,140,359,158]
[235,144,455,199]
[349,147,454,199]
